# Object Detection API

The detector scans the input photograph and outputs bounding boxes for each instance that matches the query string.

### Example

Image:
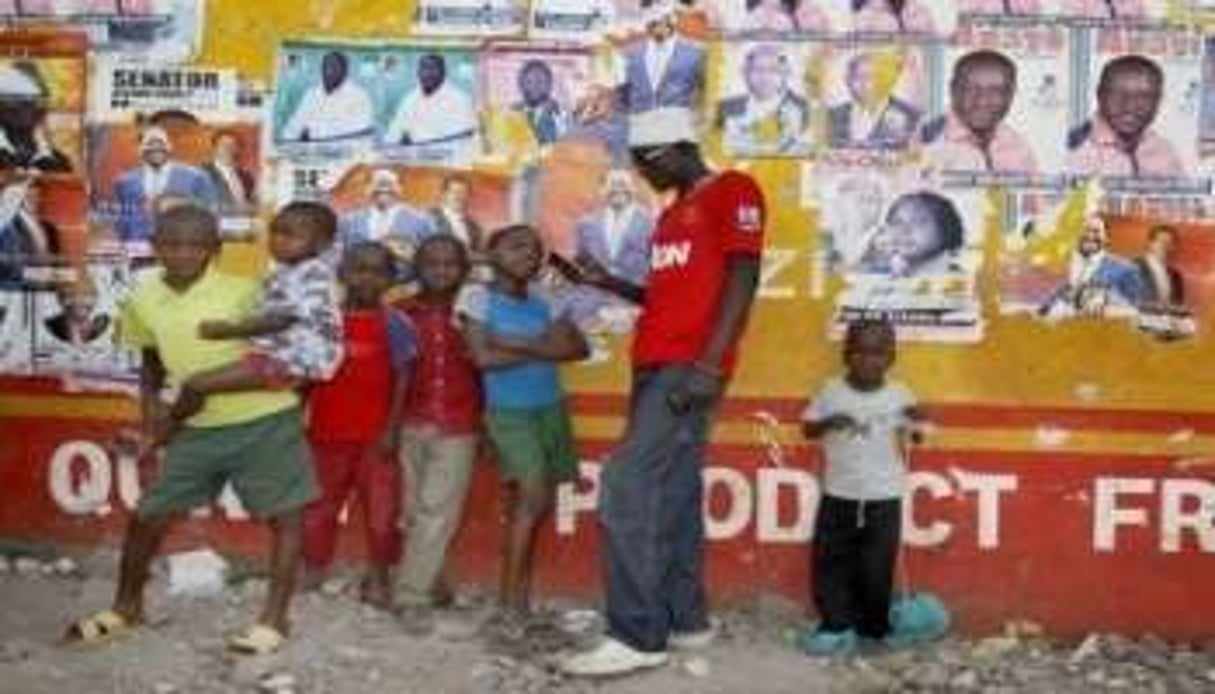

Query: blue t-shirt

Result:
[455,283,566,411]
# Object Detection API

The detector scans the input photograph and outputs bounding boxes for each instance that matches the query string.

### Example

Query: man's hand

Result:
[575,253,611,288]
[666,365,723,415]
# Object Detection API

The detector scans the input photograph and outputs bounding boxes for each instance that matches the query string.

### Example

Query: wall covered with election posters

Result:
[1,0,1215,636]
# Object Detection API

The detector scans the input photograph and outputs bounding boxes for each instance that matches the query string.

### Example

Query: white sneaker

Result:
[560,637,669,677]
[668,622,718,650]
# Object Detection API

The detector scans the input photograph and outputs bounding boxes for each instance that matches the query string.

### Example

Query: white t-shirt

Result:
[802,376,916,501]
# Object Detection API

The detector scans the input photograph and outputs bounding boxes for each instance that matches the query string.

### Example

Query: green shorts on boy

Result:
[121,266,317,518]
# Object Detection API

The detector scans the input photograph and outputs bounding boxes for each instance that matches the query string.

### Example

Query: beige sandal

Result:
[226,623,286,655]
[62,609,137,646]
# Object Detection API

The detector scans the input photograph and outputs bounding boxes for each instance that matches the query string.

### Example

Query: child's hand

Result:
[197,320,236,340]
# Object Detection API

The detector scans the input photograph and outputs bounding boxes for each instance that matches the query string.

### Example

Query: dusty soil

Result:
[1,549,1213,694]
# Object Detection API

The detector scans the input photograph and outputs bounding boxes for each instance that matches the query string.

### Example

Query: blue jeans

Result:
[600,366,717,652]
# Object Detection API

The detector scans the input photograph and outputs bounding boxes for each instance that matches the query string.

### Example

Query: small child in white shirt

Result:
[796,318,926,656]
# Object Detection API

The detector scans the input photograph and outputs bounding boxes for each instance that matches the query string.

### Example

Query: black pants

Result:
[812,495,902,638]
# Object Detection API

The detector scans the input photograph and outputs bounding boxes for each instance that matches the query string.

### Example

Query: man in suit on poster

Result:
[1132,224,1185,309]
[112,126,216,242]
[339,168,436,256]
[201,129,256,215]
[616,0,706,115]
[716,42,810,155]
[827,50,920,149]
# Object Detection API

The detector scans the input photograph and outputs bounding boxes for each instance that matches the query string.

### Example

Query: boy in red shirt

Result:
[393,235,483,625]
[303,241,416,608]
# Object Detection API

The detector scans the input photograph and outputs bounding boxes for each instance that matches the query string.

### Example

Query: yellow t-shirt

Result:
[119,266,297,428]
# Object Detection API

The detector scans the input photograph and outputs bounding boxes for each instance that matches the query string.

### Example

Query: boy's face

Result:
[340,249,393,305]
[268,218,322,264]
[845,327,894,389]
[416,241,467,294]
[153,225,219,287]
[490,229,543,282]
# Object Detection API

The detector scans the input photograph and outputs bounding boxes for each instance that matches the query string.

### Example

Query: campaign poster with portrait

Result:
[831,0,958,40]
[817,43,930,153]
[87,61,261,248]
[1000,203,1213,339]
[272,41,383,160]
[31,259,138,390]
[0,174,86,290]
[0,30,86,176]
[817,171,988,342]
[957,0,1062,20]
[0,0,203,61]
[412,0,528,38]
[0,290,31,374]
[87,115,263,252]
[923,21,1070,188]
[378,44,482,167]
[711,0,840,37]
[715,40,817,158]
[1058,0,1177,25]
[479,44,594,166]
[1066,26,1207,197]
[527,0,621,42]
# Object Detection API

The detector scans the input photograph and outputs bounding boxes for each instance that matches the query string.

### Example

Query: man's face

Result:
[1078,221,1108,257]
[846,56,881,105]
[0,96,46,131]
[417,56,445,94]
[1098,66,1163,142]
[321,53,347,92]
[645,15,676,41]
[213,133,239,162]
[630,145,680,193]
[442,180,470,210]
[952,60,1015,135]
[605,176,633,208]
[518,65,552,106]
[141,140,170,167]
[744,51,787,101]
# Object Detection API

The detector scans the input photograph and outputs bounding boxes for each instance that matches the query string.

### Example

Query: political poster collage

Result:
[3,0,1215,393]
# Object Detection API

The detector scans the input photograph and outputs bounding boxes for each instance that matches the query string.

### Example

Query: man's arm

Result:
[575,253,646,305]
[694,254,760,372]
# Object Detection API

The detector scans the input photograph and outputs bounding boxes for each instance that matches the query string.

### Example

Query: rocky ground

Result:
[1,547,1214,693]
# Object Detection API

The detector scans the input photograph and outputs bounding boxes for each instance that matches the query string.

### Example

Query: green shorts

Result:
[485,402,579,486]
[137,406,318,520]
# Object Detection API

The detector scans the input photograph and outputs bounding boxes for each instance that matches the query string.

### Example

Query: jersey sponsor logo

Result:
[651,240,692,271]
[736,204,762,232]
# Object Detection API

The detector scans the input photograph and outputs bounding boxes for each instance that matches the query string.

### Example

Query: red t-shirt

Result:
[632,170,766,377]
[398,298,484,435]
[308,308,415,443]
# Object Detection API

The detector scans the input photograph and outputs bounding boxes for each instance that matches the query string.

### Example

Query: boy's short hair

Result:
[844,317,895,351]
[487,223,540,251]
[341,240,397,275]
[154,203,220,241]
[415,233,470,265]
[274,200,338,243]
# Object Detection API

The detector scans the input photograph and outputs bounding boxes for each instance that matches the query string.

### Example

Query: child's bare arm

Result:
[459,317,534,370]
[492,318,589,363]
[802,413,860,440]
[198,311,296,340]
[378,366,411,457]
[138,348,167,434]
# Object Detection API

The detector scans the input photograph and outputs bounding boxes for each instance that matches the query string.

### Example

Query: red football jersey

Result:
[632,170,766,376]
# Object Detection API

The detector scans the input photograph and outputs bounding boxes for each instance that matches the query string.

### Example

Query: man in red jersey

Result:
[560,106,766,677]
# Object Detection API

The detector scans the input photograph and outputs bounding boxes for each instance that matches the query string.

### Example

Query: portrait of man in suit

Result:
[920,49,1037,175]
[1132,224,1184,310]
[512,59,569,147]
[0,179,59,288]
[338,168,435,260]
[562,167,655,330]
[616,0,706,115]
[0,61,73,173]
[827,50,920,150]
[42,274,111,345]
[201,129,256,215]
[1067,55,1183,178]
[716,42,811,156]
[429,173,485,253]
[1039,216,1143,318]
[111,126,216,242]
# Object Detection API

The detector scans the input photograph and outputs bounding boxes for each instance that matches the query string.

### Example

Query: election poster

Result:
[31,258,138,391]
[711,0,839,37]
[412,0,528,38]
[0,29,86,175]
[0,289,30,374]
[834,0,959,40]
[479,44,594,166]
[527,0,619,42]
[0,0,204,62]
[272,41,382,160]
[378,44,482,167]
[715,40,817,158]
[817,43,930,153]
[0,174,85,290]
[922,20,1071,189]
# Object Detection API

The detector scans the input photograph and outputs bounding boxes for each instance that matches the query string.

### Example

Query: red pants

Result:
[303,440,403,570]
